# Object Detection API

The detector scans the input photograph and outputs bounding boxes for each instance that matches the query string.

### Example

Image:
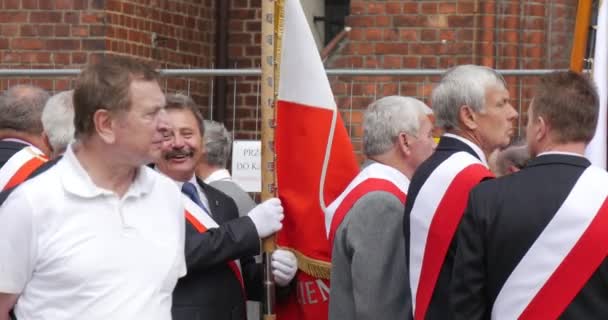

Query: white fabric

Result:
[0,146,186,320]
[1,138,33,146]
[409,152,485,313]
[325,161,410,236]
[248,198,284,238]
[586,2,607,168]
[537,151,586,158]
[203,168,232,184]
[491,166,608,319]
[0,145,46,190]
[271,249,298,286]
[183,194,242,276]
[278,0,335,111]
[442,133,488,166]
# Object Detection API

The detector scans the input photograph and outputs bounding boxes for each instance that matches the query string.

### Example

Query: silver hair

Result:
[432,64,506,130]
[0,85,50,134]
[203,120,232,167]
[363,95,433,157]
[41,90,75,154]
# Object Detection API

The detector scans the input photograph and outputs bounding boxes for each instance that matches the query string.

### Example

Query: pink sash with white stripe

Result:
[0,146,47,191]
[409,152,493,320]
[182,195,245,295]
[492,166,608,320]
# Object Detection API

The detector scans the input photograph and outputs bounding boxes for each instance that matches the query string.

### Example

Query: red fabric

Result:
[3,156,47,191]
[275,273,331,320]
[185,210,246,297]
[328,178,407,247]
[275,100,359,319]
[519,197,608,319]
[415,164,493,320]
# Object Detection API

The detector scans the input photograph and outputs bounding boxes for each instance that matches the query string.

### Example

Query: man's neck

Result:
[369,151,415,180]
[0,130,43,151]
[195,163,221,180]
[73,140,137,197]
[535,141,586,157]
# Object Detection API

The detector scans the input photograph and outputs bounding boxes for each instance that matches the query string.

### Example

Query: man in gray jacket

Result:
[196,120,256,217]
[327,96,436,320]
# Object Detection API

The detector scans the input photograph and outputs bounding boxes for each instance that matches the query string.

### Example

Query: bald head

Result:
[0,85,49,134]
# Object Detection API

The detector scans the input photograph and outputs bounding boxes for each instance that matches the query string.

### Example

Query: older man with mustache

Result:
[155,93,297,320]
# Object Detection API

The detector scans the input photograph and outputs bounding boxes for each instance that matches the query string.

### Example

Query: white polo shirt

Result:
[0,146,186,320]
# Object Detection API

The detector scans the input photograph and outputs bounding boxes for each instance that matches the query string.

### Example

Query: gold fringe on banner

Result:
[280,246,332,280]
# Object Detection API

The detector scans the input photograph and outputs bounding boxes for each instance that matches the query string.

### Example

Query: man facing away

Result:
[0,85,51,190]
[0,56,187,320]
[404,64,518,320]
[328,96,436,320]
[451,71,608,320]
[196,119,257,217]
[155,93,297,320]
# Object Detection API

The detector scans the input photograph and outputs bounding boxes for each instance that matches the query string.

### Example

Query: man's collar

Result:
[204,169,231,184]
[60,144,154,198]
[442,133,488,166]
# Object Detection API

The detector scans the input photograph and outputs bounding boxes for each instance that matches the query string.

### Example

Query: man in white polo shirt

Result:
[0,56,186,320]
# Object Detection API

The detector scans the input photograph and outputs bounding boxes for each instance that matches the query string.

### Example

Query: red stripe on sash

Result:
[415,164,492,320]
[3,156,47,191]
[328,178,407,247]
[185,210,246,298]
[519,197,608,320]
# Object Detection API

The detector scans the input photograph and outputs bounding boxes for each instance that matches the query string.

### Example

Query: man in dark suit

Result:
[155,93,297,320]
[404,65,518,320]
[0,85,51,188]
[451,72,608,319]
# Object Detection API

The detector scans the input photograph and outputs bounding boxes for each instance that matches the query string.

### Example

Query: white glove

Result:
[271,249,297,287]
[248,197,284,238]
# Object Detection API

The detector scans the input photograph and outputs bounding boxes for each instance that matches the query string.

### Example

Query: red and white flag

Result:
[585,2,607,168]
[275,0,359,318]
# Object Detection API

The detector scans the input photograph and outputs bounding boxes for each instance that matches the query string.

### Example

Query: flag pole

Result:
[261,0,279,318]
[570,0,593,72]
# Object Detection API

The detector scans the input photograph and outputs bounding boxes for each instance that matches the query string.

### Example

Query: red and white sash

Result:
[492,166,608,320]
[0,146,48,191]
[183,195,246,295]
[325,162,409,246]
[409,151,493,320]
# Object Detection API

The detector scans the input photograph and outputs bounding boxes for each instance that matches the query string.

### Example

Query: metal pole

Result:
[0,68,568,78]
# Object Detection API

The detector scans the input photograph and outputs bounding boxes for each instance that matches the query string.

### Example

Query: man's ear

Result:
[459,105,478,130]
[93,109,116,144]
[535,115,549,142]
[398,132,412,156]
[41,132,53,156]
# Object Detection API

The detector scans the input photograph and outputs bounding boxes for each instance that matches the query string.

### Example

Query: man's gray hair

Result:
[432,64,506,130]
[42,90,75,154]
[204,120,232,167]
[0,85,50,134]
[363,95,432,157]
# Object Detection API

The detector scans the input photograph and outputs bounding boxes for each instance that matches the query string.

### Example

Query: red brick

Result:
[4,0,20,9]
[55,25,71,37]
[421,30,437,41]
[30,12,62,23]
[438,3,457,14]
[421,3,437,14]
[11,38,45,50]
[367,3,385,15]
[22,0,37,9]
[386,2,402,14]
[47,39,81,51]
[365,28,383,41]
[0,12,27,23]
[399,30,417,41]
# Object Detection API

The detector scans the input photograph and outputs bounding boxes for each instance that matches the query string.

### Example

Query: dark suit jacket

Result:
[451,154,608,319]
[172,178,262,320]
[403,136,488,320]
[0,140,28,167]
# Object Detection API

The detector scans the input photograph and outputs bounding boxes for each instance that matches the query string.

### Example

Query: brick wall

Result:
[0,0,215,114]
[324,0,578,156]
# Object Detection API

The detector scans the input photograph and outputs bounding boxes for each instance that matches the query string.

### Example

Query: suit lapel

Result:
[196,178,227,223]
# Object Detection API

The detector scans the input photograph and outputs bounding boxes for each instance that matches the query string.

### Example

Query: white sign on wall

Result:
[231,140,261,192]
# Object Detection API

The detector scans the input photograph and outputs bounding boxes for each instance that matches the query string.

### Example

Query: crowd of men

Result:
[0,55,604,320]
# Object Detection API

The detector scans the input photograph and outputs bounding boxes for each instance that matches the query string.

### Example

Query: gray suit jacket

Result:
[209,180,256,217]
[329,191,410,320]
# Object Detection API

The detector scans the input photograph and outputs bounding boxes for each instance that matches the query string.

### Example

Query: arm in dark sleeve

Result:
[185,216,260,272]
[450,189,488,320]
